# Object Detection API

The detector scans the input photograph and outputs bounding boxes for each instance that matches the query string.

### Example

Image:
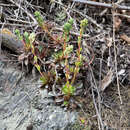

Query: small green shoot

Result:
[40,75,48,86]
[15,29,23,40]
[62,82,75,96]
[63,18,74,42]
[34,11,44,27]
[63,45,73,56]
[15,12,89,103]
[52,50,63,61]
[71,18,88,85]
[24,32,30,44]
[63,101,69,106]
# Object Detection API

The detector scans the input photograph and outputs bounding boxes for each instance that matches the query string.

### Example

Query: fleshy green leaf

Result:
[68,18,74,25]
[40,76,48,85]
[24,32,30,44]
[34,11,44,26]
[69,66,74,73]
[63,18,74,35]
[64,45,73,56]
[62,83,75,95]
[64,101,69,106]
[80,19,88,28]
[29,32,35,44]
[34,55,38,62]
[35,64,40,72]
[52,50,63,60]
[38,45,43,52]
[15,29,23,40]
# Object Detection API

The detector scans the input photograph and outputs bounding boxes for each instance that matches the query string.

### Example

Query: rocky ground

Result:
[0,0,130,130]
[0,58,78,130]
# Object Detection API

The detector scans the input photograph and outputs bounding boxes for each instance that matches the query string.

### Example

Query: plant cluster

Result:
[16,11,88,105]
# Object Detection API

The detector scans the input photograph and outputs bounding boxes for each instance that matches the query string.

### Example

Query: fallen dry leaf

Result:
[120,34,130,44]
[101,69,114,91]
[114,16,122,31]
[106,37,112,47]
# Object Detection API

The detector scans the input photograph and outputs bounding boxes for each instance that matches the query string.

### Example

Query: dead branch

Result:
[8,0,37,25]
[73,0,130,10]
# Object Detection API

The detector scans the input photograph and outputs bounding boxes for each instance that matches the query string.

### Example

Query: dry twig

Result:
[8,0,37,25]
[112,2,123,104]
[90,66,104,130]
[115,13,130,19]
[73,0,130,10]
[100,0,124,16]
[53,0,103,29]
[0,22,33,27]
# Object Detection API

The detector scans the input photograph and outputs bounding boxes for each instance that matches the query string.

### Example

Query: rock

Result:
[0,60,78,130]
[0,28,23,54]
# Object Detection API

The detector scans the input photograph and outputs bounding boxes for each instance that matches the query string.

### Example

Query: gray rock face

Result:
[0,60,77,130]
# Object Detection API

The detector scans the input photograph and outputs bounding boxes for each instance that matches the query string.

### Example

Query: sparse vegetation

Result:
[15,11,88,103]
